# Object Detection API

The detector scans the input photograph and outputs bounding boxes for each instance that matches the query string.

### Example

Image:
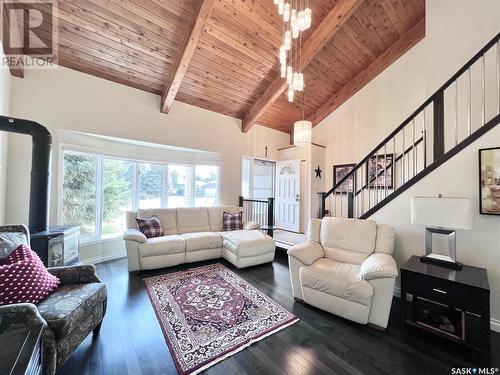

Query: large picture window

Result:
[62,153,98,240]
[167,164,192,208]
[139,163,163,209]
[61,150,220,242]
[102,159,134,239]
[195,165,219,207]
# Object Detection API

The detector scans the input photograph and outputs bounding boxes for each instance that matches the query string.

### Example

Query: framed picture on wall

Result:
[333,163,355,193]
[479,147,500,215]
[366,154,394,189]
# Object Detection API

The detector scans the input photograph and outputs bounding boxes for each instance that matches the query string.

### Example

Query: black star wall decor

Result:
[315,165,322,178]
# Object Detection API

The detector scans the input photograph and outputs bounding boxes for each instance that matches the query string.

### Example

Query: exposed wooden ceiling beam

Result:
[160,0,215,113]
[309,18,425,126]
[241,0,363,133]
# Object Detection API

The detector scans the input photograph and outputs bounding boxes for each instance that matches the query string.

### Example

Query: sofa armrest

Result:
[287,240,324,266]
[123,229,147,243]
[360,253,398,280]
[0,224,30,242]
[243,221,260,231]
[0,303,47,334]
[48,264,101,284]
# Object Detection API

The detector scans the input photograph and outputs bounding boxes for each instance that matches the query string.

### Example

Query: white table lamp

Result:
[411,196,473,269]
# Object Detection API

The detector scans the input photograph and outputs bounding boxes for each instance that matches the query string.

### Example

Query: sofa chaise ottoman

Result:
[123,206,275,271]
[221,230,275,268]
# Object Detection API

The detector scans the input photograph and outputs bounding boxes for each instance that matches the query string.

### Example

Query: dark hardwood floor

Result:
[59,251,500,375]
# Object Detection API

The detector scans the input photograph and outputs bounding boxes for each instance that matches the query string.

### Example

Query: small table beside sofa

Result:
[123,206,276,271]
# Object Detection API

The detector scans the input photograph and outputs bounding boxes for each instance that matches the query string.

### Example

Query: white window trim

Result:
[59,144,222,244]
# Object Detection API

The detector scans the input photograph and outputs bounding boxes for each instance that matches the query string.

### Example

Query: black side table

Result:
[401,256,490,359]
[0,323,44,375]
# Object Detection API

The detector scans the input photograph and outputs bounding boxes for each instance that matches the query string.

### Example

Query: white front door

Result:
[275,160,300,232]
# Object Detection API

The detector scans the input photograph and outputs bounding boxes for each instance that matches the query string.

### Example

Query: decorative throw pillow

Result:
[222,211,243,231]
[0,244,60,306]
[136,216,163,238]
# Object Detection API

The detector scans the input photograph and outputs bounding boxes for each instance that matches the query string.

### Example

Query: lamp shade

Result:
[411,197,473,230]
[293,120,312,145]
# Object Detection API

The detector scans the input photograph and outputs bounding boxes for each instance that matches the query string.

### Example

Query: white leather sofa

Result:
[123,206,275,272]
[288,217,397,330]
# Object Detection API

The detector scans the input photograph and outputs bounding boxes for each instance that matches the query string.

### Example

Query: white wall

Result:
[7,65,289,261]
[312,0,500,328]
[310,145,325,220]
[370,126,500,327]
[0,42,11,224]
[312,31,426,185]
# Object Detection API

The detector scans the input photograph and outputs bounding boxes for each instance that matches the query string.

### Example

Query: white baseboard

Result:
[80,250,126,265]
[393,287,500,333]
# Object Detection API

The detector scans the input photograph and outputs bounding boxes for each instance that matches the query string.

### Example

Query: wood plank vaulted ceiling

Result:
[30,0,425,134]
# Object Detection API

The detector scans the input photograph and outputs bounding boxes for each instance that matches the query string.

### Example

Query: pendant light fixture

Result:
[274,0,311,102]
[293,120,312,145]
[293,83,311,145]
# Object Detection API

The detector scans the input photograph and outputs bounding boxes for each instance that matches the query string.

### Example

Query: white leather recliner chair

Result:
[288,217,398,330]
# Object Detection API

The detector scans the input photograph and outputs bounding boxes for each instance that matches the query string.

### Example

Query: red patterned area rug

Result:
[144,263,298,375]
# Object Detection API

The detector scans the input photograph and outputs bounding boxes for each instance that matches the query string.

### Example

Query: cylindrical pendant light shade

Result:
[293,120,312,145]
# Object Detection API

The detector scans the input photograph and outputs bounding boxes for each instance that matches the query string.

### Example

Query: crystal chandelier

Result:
[274,0,311,102]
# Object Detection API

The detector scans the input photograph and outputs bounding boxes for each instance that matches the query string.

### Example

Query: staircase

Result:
[318,33,500,219]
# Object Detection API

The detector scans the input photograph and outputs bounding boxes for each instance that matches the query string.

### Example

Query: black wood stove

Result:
[31,226,80,267]
[0,115,80,266]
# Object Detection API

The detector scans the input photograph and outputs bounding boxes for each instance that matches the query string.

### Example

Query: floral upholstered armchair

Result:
[0,225,107,375]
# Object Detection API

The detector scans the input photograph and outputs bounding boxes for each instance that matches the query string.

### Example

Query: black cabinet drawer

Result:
[403,271,484,314]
